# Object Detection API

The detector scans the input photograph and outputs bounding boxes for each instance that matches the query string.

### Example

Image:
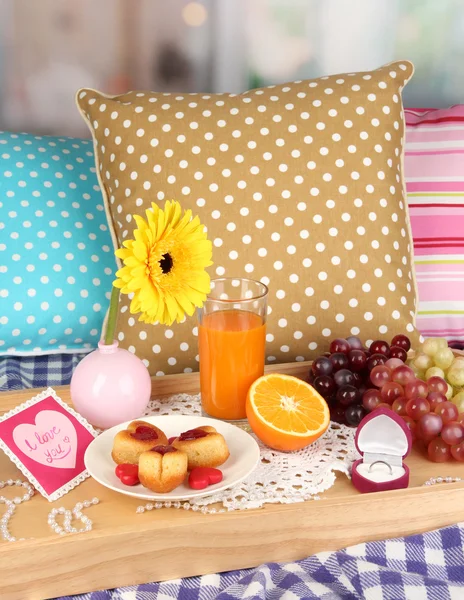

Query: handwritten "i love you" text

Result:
[24,426,71,464]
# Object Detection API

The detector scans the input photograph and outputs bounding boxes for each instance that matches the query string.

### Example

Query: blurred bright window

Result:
[1,0,464,136]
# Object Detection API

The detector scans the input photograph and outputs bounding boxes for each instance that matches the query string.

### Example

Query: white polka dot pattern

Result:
[0,132,115,355]
[78,61,419,375]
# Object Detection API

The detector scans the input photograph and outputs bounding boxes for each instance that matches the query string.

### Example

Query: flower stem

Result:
[105,286,120,345]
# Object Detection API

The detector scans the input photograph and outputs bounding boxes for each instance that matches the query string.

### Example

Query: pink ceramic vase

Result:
[70,340,151,429]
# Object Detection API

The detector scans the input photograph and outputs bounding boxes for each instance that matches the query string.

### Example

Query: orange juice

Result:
[199,309,266,420]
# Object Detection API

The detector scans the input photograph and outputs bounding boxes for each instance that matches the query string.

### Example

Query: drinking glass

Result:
[198,278,268,421]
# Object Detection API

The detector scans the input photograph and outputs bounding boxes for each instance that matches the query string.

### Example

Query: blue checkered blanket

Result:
[2,354,464,600]
[0,353,85,391]
[58,523,464,600]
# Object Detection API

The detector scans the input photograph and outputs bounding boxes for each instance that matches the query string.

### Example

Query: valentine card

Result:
[0,388,98,501]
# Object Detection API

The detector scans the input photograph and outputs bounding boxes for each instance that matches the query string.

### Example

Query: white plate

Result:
[84,415,260,501]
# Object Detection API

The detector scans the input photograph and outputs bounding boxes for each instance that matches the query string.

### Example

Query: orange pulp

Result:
[199,309,266,420]
[246,374,330,451]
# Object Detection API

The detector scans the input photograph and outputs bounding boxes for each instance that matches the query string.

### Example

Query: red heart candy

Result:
[115,464,139,486]
[188,467,223,490]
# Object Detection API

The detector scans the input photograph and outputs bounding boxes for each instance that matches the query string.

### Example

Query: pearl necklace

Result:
[135,477,464,515]
[0,479,35,542]
[47,498,100,536]
[136,500,226,514]
[136,479,462,514]
[8,475,459,536]
[0,479,100,542]
[423,476,462,486]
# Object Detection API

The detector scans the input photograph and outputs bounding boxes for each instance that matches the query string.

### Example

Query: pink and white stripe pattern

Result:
[405,106,464,343]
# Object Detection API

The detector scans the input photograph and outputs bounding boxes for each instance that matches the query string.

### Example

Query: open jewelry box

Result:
[352,407,412,493]
[2,360,464,600]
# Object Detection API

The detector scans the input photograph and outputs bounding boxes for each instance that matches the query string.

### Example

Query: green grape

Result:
[422,338,442,357]
[425,366,445,380]
[409,362,426,380]
[452,357,464,369]
[436,338,449,350]
[446,383,454,400]
[454,386,464,396]
[452,391,464,413]
[434,348,455,370]
[414,353,435,371]
[447,368,464,388]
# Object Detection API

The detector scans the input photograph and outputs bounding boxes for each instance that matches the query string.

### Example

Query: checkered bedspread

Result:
[2,353,464,600]
[0,353,85,392]
[58,523,464,600]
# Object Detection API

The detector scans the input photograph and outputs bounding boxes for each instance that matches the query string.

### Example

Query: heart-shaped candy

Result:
[115,464,140,486]
[188,467,223,490]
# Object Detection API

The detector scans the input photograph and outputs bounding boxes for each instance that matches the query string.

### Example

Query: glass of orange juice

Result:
[198,278,268,421]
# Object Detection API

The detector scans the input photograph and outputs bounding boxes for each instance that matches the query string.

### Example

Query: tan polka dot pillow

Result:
[77,60,420,375]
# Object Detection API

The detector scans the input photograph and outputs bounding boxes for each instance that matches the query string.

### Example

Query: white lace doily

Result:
[142,394,360,511]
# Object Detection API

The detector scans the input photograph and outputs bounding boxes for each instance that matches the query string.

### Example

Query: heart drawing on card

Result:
[13,410,78,469]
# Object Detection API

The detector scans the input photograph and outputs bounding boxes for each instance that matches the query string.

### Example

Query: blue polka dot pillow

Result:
[0,132,116,355]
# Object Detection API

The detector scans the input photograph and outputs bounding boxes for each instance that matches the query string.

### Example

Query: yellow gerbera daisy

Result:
[113,200,213,326]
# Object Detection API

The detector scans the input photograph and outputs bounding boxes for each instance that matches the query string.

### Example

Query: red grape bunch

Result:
[363,364,464,463]
[309,334,411,428]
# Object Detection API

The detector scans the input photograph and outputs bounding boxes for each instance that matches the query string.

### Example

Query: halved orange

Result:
[246,374,330,451]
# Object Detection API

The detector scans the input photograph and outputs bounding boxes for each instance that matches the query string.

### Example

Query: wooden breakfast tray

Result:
[2,359,464,600]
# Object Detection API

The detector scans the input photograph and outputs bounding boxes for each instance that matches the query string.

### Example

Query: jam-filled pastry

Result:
[111,420,168,465]
[138,445,188,493]
[172,426,230,469]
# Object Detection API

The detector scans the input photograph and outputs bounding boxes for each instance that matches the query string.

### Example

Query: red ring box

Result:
[351,407,412,493]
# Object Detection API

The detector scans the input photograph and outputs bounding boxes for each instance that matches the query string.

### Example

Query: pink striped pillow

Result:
[405,106,464,344]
